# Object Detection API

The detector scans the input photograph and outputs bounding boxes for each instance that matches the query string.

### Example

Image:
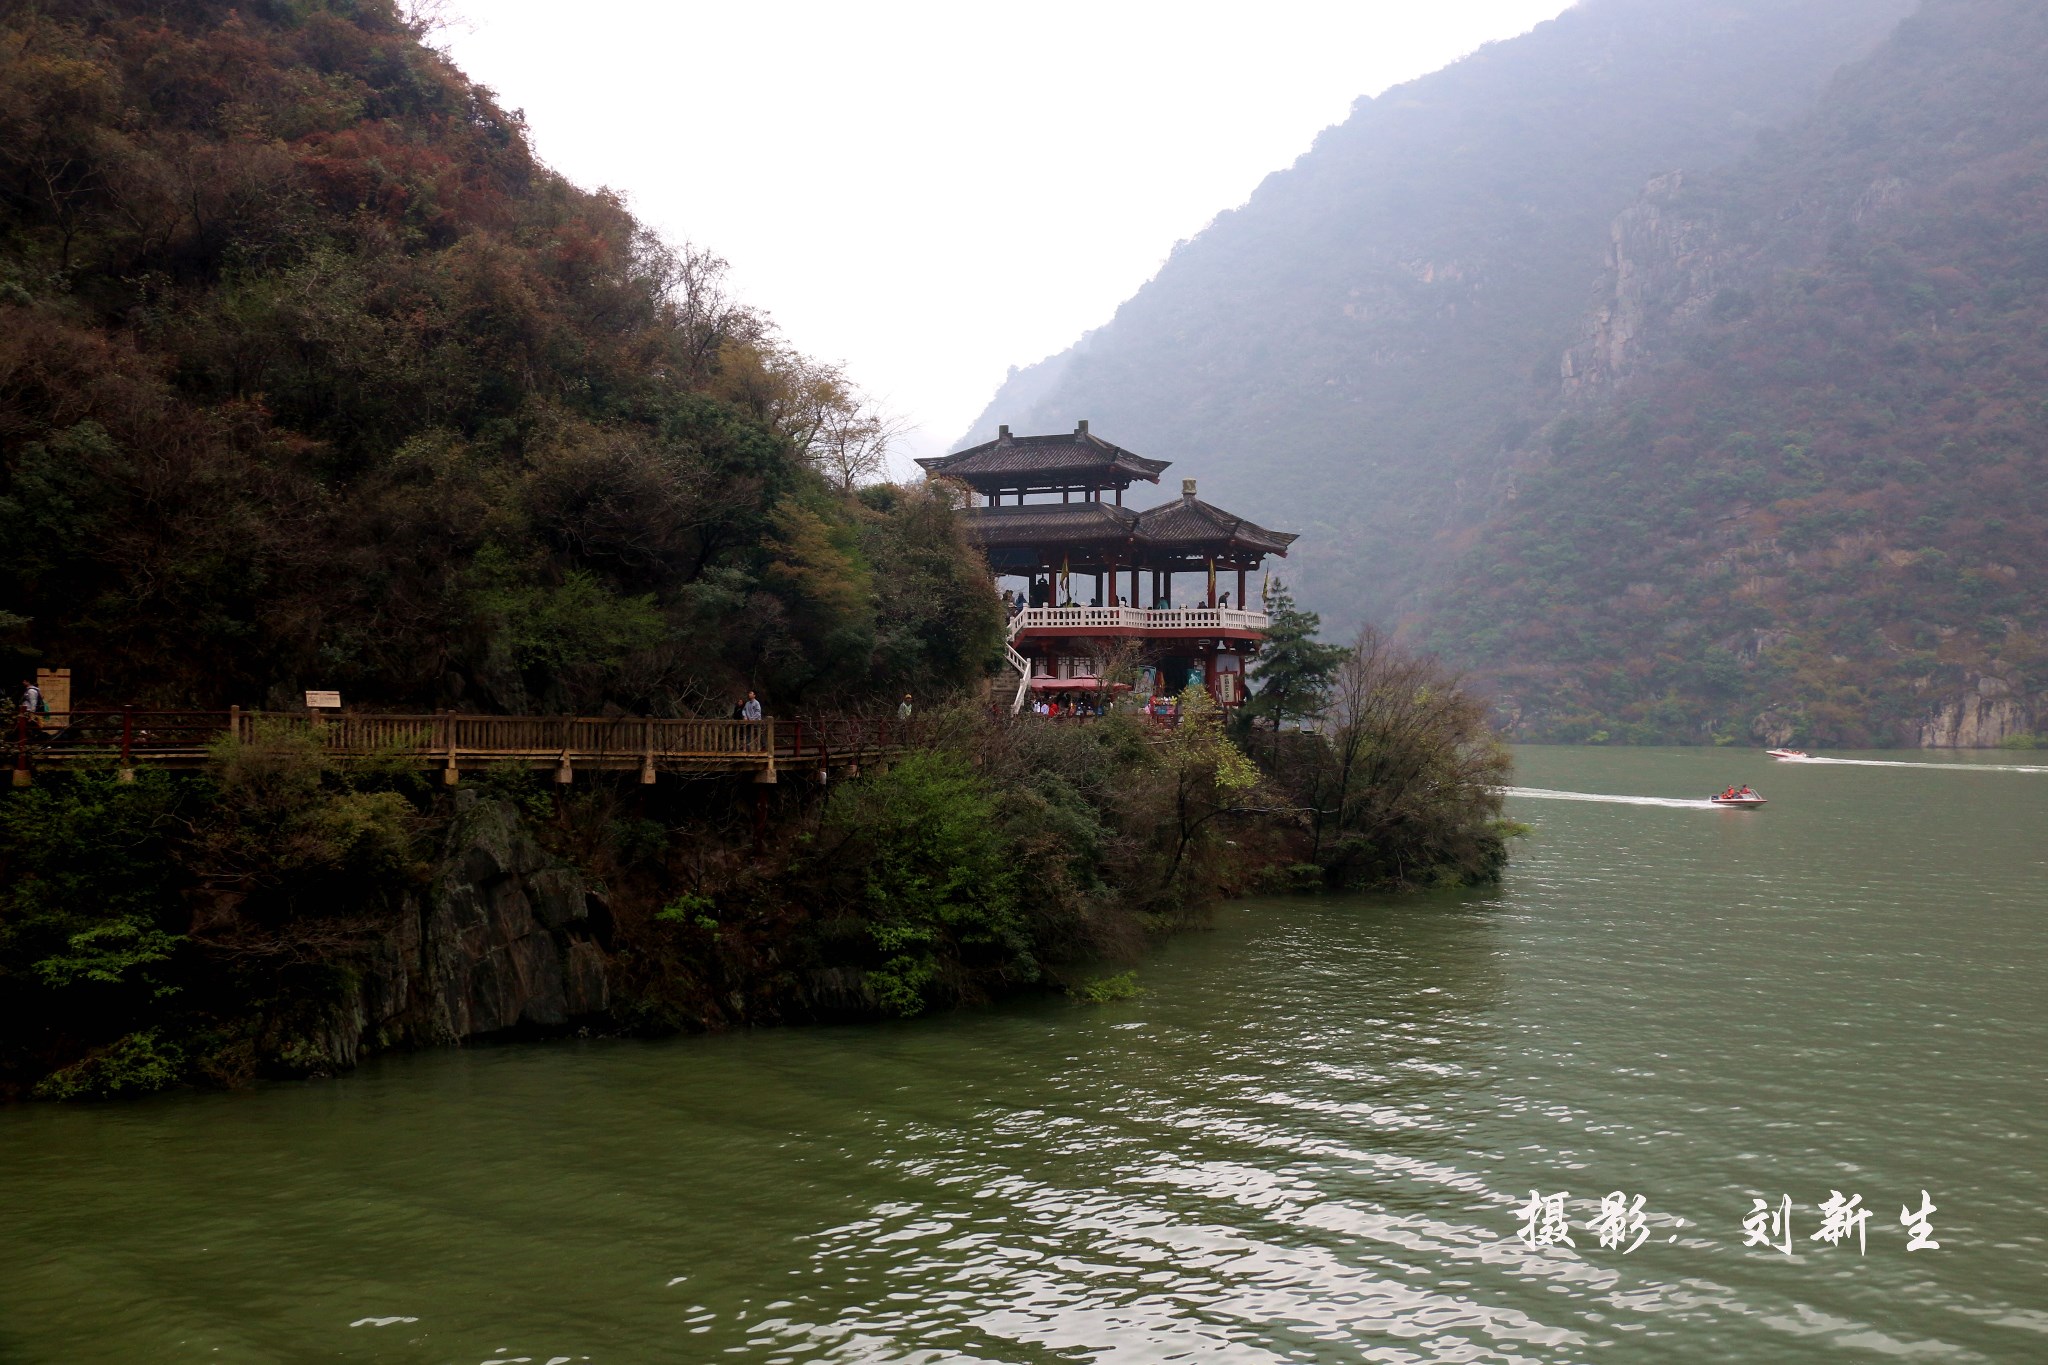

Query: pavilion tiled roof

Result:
[961,502,1139,548]
[1132,492,1298,557]
[918,422,1171,488]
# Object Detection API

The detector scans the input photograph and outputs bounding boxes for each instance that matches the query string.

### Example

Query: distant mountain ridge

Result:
[960,0,1915,628]
[1420,0,2048,747]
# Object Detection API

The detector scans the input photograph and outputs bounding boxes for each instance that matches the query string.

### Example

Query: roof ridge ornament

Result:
[1182,478,1197,502]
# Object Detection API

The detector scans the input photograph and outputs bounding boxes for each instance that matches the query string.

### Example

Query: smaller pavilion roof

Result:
[1133,482,1298,558]
[919,421,1170,492]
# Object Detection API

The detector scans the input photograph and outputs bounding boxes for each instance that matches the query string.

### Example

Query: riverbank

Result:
[0,699,1513,1100]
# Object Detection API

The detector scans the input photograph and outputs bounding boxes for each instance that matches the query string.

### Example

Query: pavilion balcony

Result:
[1006,605,1270,639]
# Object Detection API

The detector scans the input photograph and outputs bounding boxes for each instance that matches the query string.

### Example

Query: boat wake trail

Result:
[1502,787,1721,809]
[1781,756,2048,775]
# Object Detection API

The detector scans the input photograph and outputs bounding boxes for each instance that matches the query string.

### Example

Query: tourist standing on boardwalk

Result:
[741,691,762,721]
[18,679,42,729]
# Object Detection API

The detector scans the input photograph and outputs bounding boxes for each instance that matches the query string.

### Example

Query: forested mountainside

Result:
[0,0,999,714]
[960,0,1913,627]
[1422,0,2048,747]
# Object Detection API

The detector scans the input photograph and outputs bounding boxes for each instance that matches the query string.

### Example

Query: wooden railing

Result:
[10,709,921,785]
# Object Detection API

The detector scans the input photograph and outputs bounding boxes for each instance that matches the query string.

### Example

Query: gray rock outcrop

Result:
[279,794,612,1072]
[1918,674,2039,748]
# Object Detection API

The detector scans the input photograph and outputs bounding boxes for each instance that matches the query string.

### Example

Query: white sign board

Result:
[304,690,342,709]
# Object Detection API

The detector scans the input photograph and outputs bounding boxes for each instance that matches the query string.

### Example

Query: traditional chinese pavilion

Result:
[917,422,1299,712]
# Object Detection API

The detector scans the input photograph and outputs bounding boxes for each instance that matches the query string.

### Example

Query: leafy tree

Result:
[1158,685,1262,885]
[0,771,189,1090]
[819,751,1023,1016]
[1300,628,1512,888]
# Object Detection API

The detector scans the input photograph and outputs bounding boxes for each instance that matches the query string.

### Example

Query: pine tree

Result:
[1246,581,1350,730]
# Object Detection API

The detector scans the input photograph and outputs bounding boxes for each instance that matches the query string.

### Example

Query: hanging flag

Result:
[1261,571,1272,607]
[1059,554,1070,603]
[1207,558,1216,603]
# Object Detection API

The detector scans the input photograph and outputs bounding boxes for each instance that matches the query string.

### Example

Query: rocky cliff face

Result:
[278,795,612,1072]
[1918,674,2039,748]
[1562,172,1726,393]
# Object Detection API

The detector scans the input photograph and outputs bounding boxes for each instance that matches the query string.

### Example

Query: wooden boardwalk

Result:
[10,709,916,786]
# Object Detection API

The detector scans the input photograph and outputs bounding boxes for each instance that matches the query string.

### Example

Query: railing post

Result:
[639,717,655,785]
[439,709,458,786]
[229,705,242,745]
[118,705,136,784]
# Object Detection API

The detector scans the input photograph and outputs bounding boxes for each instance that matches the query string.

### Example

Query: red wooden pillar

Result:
[1237,564,1247,607]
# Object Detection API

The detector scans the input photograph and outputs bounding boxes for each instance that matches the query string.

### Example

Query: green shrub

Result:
[1068,970,1143,1004]
[823,751,1024,1016]
[0,770,189,1010]
[32,1029,185,1100]
[656,892,716,931]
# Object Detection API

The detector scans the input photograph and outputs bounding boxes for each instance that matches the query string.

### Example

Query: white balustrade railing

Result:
[1007,606,1269,638]
[1003,643,1033,714]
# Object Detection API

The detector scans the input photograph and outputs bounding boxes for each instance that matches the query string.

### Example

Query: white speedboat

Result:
[1710,788,1767,808]
[1765,748,1808,760]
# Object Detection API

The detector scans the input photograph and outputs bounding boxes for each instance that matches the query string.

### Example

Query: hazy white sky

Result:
[441,1,1573,465]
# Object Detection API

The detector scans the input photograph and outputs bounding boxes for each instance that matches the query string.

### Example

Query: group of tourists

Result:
[1000,587,1235,613]
[723,691,913,722]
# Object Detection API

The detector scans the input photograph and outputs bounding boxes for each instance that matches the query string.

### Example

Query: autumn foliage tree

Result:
[1294,628,1512,889]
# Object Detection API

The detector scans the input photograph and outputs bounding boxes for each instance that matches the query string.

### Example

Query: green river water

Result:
[2,746,2043,1364]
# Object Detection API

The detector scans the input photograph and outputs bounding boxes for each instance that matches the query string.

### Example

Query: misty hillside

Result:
[960,0,1914,625]
[1421,0,2048,747]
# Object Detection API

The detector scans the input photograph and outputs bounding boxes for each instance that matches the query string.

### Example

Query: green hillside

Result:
[1423,0,2048,746]
[0,0,999,713]
[960,0,1912,626]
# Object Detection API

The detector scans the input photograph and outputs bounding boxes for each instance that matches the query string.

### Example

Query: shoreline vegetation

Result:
[0,0,1514,1100]
[1,654,1513,1103]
